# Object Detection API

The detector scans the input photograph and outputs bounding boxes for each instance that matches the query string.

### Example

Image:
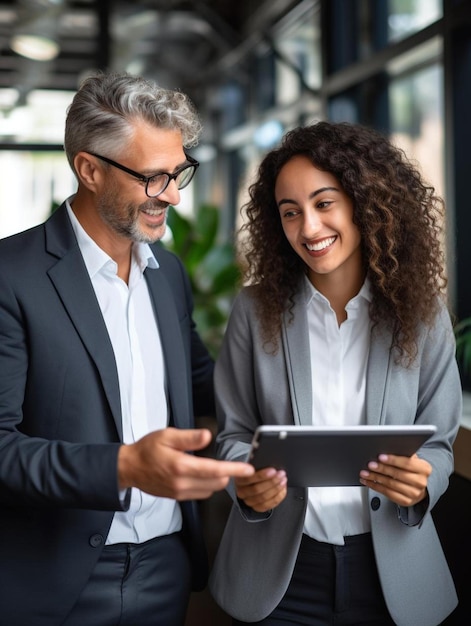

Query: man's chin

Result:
[132,224,166,244]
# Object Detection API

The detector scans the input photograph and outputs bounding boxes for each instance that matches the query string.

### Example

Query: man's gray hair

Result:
[64,71,202,176]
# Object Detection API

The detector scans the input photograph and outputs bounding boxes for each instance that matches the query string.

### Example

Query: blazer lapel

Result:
[281,282,312,426]
[365,327,393,425]
[45,206,123,438]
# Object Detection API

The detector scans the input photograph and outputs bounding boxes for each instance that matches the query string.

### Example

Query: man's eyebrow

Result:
[141,160,189,177]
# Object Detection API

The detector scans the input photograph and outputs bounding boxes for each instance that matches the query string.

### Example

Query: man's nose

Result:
[158,178,181,205]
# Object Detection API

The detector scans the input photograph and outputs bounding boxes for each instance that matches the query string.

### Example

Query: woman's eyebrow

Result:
[277,186,340,207]
[309,186,340,198]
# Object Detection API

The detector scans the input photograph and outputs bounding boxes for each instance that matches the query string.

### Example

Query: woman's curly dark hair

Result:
[238,121,447,365]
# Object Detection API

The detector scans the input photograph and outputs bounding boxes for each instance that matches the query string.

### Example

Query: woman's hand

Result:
[359,453,431,506]
[235,467,287,512]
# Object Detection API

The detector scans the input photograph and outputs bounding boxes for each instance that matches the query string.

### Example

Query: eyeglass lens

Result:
[146,164,196,197]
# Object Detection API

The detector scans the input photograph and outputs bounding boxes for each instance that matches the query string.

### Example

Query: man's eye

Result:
[147,174,166,185]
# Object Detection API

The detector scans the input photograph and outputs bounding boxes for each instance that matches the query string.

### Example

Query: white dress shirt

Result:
[66,199,182,544]
[303,277,372,545]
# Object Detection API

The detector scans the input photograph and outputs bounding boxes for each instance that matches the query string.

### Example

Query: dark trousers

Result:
[234,533,396,626]
[63,532,192,626]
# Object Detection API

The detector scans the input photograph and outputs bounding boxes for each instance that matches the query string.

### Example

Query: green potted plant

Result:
[165,203,240,359]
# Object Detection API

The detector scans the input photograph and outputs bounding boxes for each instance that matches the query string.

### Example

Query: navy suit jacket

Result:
[0,203,214,625]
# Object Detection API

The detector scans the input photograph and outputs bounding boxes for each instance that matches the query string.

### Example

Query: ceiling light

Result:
[10,2,62,62]
[10,33,59,61]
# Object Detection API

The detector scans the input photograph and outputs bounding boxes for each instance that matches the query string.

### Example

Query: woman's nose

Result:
[301,210,322,238]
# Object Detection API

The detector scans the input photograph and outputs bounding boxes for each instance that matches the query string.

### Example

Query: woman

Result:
[209,122,461,625]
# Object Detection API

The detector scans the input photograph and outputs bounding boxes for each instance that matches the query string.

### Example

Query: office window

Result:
[0,89,76,237]
[387,0,442,43]
[388,36,444,196]
[0,89,72,144]
[327,0,443,71]
[253,46,276,112]
[0,89,76,236]
[390,63,444,196]
[0,151,74,238]
[216,80,248,133]
[273,1,321,106]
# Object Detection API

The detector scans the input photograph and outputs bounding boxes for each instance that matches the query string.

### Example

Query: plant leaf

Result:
[163,203,239,357]
[166,205,193,259]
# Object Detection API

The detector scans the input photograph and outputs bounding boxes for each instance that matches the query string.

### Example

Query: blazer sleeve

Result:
[398,300,462,524]
[0,256,124,511]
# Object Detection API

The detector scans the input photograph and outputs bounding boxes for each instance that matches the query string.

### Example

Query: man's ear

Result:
[74,152,102,191]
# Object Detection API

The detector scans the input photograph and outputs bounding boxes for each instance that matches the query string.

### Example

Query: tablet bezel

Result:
[247,424,437,487]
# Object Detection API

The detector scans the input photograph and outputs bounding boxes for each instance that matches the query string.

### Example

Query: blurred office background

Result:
[0,1,470,623]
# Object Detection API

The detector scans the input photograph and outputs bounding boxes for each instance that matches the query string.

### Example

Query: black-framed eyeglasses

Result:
[88,152,199,198]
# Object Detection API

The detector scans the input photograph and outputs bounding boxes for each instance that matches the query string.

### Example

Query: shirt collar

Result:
[65,197,159,278]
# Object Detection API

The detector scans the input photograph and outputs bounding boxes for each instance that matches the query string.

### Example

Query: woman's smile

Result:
[275,155,362,291]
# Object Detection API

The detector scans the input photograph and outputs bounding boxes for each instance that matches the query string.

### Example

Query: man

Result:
[0,71,253,626]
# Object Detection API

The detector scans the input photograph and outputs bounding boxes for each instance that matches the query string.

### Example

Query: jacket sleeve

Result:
[398,300,462,524]
[0,254,124,511]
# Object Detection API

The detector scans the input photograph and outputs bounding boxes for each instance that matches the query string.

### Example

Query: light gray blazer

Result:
[209,282,461,625]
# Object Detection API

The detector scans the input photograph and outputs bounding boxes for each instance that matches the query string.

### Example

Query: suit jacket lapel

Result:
[45,205,123,438]
[144,268,191,429]
[45,205,192,436]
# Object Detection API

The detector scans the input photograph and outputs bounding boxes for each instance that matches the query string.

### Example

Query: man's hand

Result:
[359,453,431,506]
[235,467,287,513]
[118,427,255,500]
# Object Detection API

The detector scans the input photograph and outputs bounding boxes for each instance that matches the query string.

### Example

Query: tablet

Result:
[247,424,437,487]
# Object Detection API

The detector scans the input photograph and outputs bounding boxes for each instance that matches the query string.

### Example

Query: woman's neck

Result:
[308,267,366,326]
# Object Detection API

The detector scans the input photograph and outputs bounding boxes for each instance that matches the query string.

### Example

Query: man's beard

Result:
[97,190,168,244]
